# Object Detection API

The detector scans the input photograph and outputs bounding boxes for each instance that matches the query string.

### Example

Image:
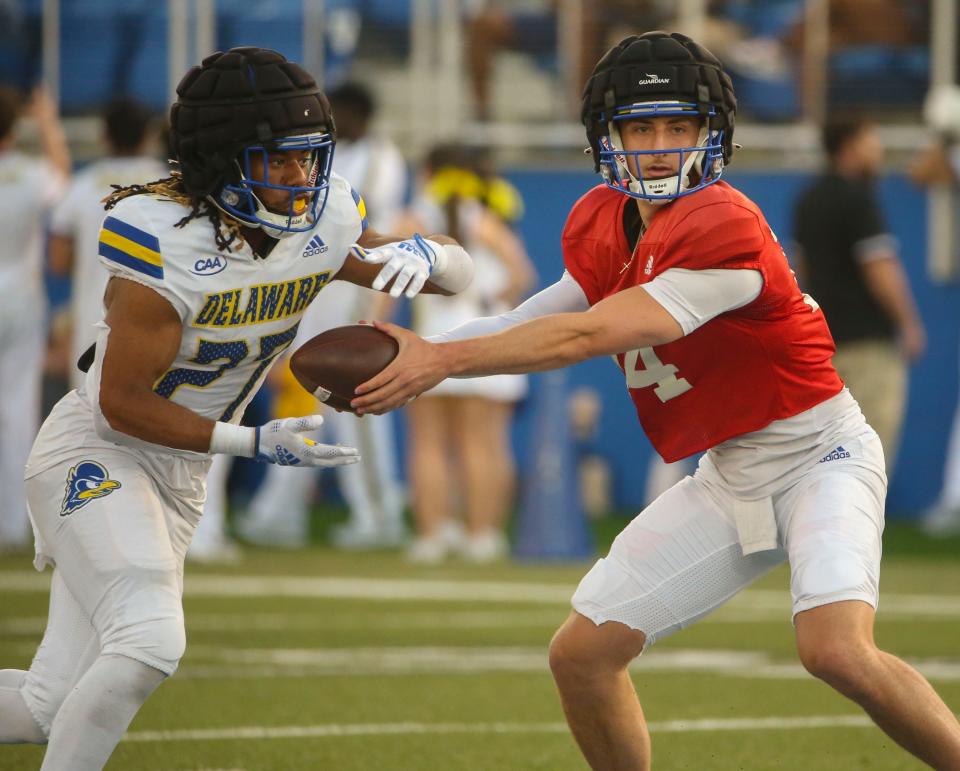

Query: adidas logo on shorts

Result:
[302,234,328,258]
[819,445,852,463]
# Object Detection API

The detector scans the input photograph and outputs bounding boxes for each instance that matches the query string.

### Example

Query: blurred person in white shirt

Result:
[397,146,536,563]
[0,84,69,549]
[48,98,167,391]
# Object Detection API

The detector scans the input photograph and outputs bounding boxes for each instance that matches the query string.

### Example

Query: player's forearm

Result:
[442,312,603,376]
[98,388,225,454]
[440,283,678,376]
[429,273,591,344]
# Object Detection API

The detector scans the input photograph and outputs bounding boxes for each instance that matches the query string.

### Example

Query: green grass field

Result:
[2,518,959,771]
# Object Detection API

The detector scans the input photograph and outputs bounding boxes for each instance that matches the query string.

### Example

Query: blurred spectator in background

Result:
[0,0,42,93]
[48,98,167,391]
[327,82,407,234]
[792,116,925,471]
[569,386,612,519]
[399,145,536,562]
[0,84,69,550]
[783,0,927,111]
[465,0,666,121]
[911,85,960,189]
[912,84,960,536]
[239,81,409,551]
[466,0,561,121]
[782,0,921,54]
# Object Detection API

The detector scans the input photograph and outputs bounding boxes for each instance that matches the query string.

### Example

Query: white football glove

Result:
[351,234,439,298]
[254,415,360,467]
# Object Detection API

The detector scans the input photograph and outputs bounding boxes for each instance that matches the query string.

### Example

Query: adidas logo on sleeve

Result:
[302,234,328,257]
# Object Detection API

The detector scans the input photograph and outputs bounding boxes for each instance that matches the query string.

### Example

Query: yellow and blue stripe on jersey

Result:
[350,187,369,232]
[98,216,164,279]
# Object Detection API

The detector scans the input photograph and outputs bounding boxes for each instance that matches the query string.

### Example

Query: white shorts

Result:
[572,432,887,648]
[24,444,207,675]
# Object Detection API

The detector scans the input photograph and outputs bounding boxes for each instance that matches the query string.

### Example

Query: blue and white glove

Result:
[351,233,439,299]
[210,415,360,467]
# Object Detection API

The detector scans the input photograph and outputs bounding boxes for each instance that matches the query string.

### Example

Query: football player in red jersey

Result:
[352,31,960,770]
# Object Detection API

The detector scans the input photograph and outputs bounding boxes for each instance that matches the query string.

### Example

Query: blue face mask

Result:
[213,131,336,238]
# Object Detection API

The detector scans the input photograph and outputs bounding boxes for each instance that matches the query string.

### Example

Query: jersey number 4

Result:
[618,347,691,403]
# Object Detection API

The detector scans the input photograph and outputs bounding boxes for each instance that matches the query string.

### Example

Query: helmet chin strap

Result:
[610,123,709,204]
[252,201,311,240]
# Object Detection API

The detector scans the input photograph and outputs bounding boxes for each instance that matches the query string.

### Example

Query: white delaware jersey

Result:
[75,171,366,456]
[49,156,171,378]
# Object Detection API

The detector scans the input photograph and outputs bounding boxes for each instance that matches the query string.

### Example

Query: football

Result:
[289,324,399,412]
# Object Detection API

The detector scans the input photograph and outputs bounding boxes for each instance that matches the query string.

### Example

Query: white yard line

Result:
[169,646,960,682]
[2,571,960,617]
[0,610,569,636]
[0,572,573,602]
[124,714,878,744]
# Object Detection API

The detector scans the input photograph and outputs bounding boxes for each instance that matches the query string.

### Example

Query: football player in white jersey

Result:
[0,47,473,771]
[0,85,69,550]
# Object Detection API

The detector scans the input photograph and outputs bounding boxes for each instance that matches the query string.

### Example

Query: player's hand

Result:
[254,415,360,467]
[351,234,437,299]
[351,321,450,415]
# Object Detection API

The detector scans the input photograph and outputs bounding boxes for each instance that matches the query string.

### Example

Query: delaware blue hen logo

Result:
[60,461,122,517]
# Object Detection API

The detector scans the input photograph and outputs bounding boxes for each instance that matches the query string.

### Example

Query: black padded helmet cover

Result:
[581,31,737,172]
[170,47,335,197]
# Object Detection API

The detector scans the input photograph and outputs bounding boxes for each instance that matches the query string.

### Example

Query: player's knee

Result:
[797,637,875,695]
[548,635,593,689]
[549,616,643,685]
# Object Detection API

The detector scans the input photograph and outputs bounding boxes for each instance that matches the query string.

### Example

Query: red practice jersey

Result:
[562,181,843,462]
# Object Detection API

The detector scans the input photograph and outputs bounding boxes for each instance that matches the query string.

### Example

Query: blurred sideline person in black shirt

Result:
[792,117,926,472]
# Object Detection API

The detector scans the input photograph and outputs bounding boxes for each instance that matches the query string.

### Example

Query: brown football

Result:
[289,325,399,412]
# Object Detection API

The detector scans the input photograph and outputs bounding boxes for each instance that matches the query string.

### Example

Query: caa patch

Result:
[61,461,121,517]
[190,255,227,276]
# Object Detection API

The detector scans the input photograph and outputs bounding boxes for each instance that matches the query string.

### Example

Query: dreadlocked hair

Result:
[103,171,246,252]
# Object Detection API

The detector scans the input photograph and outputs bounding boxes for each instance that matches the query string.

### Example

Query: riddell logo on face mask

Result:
[638,73,670,85]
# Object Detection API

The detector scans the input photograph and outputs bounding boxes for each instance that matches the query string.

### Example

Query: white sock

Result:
[0,669,46,743]
[39,654,165,771]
